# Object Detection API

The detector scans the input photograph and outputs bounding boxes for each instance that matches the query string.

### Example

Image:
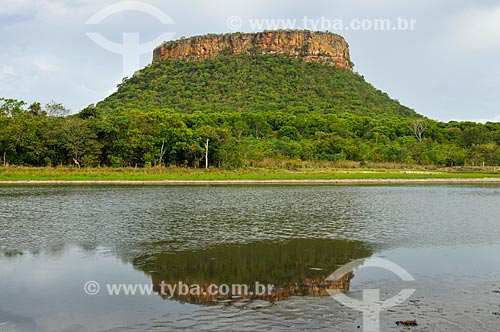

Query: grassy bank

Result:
[1,166,500,182]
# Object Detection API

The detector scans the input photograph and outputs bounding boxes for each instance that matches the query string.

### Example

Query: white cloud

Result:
[453,5,500,51]
[0,0,36,17]
[2,54,62,75]
[0,0,105,23]
[0,65,15,79]
[29,55,62,73]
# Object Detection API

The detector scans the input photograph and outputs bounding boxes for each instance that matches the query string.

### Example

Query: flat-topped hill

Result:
[152,31,352,69]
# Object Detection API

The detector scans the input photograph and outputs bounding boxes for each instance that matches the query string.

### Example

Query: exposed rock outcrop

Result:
[150,271,353,305]
[152,31,352,69]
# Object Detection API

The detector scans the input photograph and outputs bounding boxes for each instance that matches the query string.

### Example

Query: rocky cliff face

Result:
[152,31,352,70]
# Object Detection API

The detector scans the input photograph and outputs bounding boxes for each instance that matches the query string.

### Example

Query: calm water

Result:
[1,185,500,331]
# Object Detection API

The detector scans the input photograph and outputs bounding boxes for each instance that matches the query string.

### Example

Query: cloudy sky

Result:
[0,0,499,122]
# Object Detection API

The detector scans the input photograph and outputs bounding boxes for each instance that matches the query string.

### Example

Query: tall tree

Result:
[45,101,70,117]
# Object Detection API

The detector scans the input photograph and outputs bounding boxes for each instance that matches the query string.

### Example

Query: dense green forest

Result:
[2,54,500,168]
[97,54,417,118]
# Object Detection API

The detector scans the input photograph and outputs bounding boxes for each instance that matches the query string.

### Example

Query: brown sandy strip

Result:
[1,178,500,185]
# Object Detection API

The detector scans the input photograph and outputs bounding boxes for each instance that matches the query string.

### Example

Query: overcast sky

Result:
[0,0,499,122]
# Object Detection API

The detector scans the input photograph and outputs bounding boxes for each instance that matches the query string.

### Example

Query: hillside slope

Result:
[96,54,417,118]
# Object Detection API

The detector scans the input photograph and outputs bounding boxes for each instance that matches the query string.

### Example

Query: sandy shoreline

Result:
[1,178,500,185]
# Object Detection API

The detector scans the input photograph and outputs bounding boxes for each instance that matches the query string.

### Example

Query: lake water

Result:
[1,185,500,331]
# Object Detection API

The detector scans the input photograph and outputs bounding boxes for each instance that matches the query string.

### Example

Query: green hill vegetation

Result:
[97,54,417,118]
[1,54,500,169]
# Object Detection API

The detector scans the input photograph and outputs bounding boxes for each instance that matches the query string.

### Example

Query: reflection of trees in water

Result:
[133,239,372,305]
[2,244,72,258]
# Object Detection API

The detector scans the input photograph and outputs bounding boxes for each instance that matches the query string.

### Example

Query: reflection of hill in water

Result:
[133,239,372,305]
